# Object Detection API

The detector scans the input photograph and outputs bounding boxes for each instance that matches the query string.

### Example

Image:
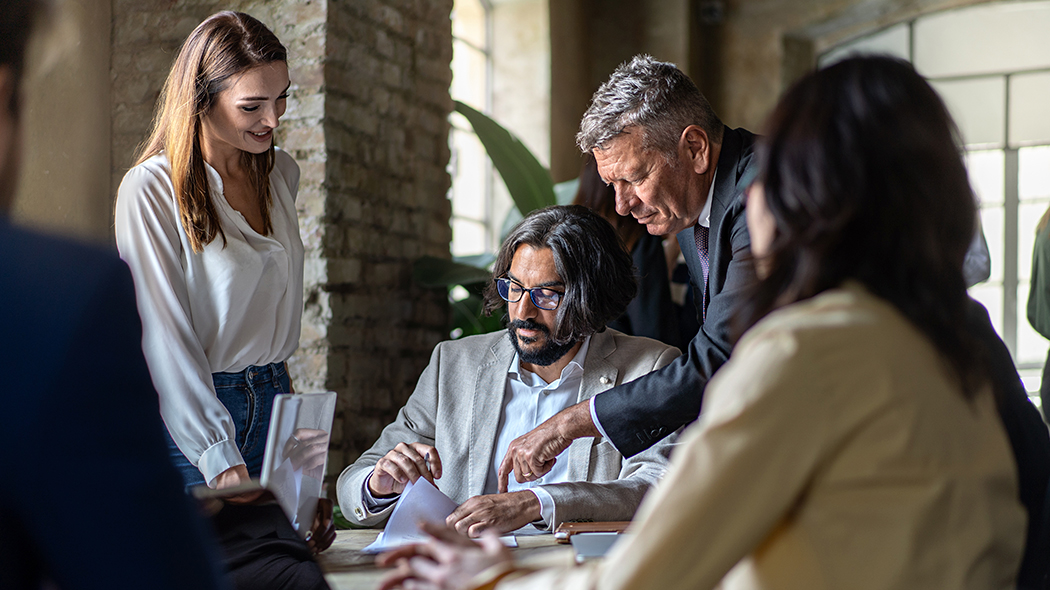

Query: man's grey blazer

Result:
[336,328,681,529]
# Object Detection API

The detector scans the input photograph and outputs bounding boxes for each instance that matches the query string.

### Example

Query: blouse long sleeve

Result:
[115,150,304,486]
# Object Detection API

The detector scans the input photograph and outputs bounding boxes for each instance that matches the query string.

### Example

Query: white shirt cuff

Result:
[589,395,612,441]
[530,487,555,528]
[198,438,245,487]
[362,469,400,513]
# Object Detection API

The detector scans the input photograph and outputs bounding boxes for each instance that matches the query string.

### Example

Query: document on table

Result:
[362,478,520,553]
[363,478,456,553]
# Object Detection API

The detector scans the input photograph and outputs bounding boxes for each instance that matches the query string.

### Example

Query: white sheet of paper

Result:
[363,478,457,553]
[361,478,524,552]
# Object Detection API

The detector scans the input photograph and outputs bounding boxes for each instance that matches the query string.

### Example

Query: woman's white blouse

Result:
[115,148,304,485]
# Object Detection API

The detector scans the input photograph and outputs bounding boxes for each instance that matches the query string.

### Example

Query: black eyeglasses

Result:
[495,278,564,311]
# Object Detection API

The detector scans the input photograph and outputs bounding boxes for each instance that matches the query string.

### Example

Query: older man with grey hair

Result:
[499,54,759,488]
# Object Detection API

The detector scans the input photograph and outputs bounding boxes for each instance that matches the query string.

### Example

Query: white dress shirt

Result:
[114,148,304,485]
[485,337,591,524]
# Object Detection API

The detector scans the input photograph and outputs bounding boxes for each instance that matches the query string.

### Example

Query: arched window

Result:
[450,0,494,256]
[821,1,1050,402]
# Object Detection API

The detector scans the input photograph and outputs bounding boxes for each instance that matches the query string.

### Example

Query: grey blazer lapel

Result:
[565,332,618,481]
[468,335,513,494]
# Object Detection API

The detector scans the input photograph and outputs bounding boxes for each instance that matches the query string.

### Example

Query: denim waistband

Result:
[212,361,288,391]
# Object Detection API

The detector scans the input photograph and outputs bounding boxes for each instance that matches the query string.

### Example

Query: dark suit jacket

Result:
[0,219,227,589]
[594,126,758,457]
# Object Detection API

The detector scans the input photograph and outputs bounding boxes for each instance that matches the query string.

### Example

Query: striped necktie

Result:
[694,223,710,321]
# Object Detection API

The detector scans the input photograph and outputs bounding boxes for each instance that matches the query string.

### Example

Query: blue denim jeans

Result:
[165,361,291,488]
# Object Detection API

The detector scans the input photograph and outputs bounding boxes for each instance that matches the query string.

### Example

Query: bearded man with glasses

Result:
[336,205,681,536]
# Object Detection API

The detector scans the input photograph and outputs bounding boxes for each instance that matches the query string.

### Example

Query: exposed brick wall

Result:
[319,1,454,470]
[110,0,453,482]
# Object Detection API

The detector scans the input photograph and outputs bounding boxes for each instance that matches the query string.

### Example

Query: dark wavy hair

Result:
[483,205,638,345]
[736,56,985,399]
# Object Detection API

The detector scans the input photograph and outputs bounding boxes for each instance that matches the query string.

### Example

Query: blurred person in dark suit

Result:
[0,2,227,588]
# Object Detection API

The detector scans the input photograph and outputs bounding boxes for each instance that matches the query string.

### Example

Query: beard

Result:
[507,319,578,367]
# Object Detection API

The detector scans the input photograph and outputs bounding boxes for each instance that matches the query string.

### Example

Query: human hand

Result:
[497,401,598,492]
[282,428,329,472]
[447,491,541,537]
[368,443,442,497]
[210,464,266,503]
[306,498,337,554]
[377,521,512,590]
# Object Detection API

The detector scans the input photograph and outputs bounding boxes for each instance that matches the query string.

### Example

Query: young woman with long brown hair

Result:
[115,11,304,492]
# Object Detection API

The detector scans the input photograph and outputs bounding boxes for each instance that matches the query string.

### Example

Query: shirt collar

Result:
[508,335,591,387]
[697,170,717,228]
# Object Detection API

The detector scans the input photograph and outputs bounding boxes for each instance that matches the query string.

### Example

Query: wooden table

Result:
[319,529,576,590]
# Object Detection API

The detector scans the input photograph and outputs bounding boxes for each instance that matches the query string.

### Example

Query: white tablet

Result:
[259,391,337,538]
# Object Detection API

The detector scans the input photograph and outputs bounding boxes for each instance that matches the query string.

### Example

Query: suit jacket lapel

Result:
[675,126,750,317]
[709,126,743,239]
[565,331,618,481]
[468,334,513,495]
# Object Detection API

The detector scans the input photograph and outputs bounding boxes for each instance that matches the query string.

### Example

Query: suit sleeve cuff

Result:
[529,487,555,529]
[362,470,400,513]
[590,395,612,441]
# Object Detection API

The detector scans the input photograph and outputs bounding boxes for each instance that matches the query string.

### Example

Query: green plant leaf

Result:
[450,292,503,339]
[412,256,492,288]
[453,252,496,269]
[554,177,580,205]
[499,177,580,241]
[454,100,556,216]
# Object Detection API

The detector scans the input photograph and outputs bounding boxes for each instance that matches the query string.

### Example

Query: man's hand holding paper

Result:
[368,442,442,497]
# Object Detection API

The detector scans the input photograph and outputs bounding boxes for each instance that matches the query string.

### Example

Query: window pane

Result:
[818,23,910,68]
[931,78,1005,148]
[452,0,486,49]
[970,283,1004,335]
[1018,278,1050,365]
[1009,72,1050,147]
[980,204,1005,283]
[914,1,1050,78]
[1020,368,1044,402]
[1020,146,1050,201]
[451,41,487,107]
[451,218,487,257]
[967,149,1005,205]
[449,129,487,222]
